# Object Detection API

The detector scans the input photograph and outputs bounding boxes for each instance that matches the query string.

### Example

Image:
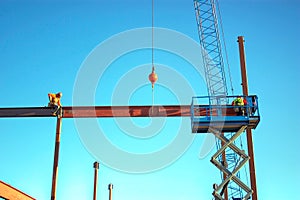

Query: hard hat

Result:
[57,92,62,97]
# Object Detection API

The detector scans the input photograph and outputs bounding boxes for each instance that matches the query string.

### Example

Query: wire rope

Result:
[151,0,155,108]
[152,0,154,69]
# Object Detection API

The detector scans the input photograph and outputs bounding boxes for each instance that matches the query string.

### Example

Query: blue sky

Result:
[0,0,299,200]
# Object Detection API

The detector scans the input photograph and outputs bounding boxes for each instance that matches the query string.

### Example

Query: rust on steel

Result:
[0,107,55,117]
[63,105,237,118]
[0,180,35,200]
[93,162,100,200]
[62,105,191,118]
[238,35,258,200]
[0,105,240,118]
[51,117,62,200]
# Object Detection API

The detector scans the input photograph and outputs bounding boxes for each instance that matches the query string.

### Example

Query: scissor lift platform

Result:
[192,115,260,133]
[191,96,260,133]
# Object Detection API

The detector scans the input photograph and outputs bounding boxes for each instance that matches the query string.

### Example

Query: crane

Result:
[193,0,259,199]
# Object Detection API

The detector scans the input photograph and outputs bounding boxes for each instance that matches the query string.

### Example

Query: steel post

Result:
[50,117,62,200]
[108,183,113,200]
[238,36,258,200]
[93,162,99,200]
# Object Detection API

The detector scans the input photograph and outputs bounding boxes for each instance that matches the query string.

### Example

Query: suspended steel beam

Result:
[63,105,191,118]
[0,107,55,117]
[0,105,241,118]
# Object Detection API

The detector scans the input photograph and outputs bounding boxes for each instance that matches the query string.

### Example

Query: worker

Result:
[232,96,245,116]
[243,97,248,116]
[250,96,257,115]
[48,92,62,116]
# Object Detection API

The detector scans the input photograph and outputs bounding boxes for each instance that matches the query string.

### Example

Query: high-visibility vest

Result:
[233,97,244,106]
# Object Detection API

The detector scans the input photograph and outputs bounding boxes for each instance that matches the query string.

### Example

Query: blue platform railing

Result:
[191,95,260,133]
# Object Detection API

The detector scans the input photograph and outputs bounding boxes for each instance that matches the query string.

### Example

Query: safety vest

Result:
[233,97,244,106]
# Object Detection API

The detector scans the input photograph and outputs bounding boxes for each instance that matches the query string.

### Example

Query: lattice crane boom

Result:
[194,0,227,99]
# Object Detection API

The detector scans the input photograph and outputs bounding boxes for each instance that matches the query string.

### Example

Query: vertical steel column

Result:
[238,36,258,200]
[93,162,100,200]
[51,117,62,200]
[108,183,113,200]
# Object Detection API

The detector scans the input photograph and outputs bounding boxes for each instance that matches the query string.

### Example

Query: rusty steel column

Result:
[108,183,113,200]
[93,162,100,200]
[51,117,62,200]
[238,36,258,200]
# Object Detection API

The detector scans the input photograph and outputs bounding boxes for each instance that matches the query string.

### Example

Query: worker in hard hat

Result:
[48,92,62,116]
[232,96,245,116]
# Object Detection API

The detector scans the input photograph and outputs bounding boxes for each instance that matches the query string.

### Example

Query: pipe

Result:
[93,162,99,200]
[238,36,258,200]
[108,183,113,200]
